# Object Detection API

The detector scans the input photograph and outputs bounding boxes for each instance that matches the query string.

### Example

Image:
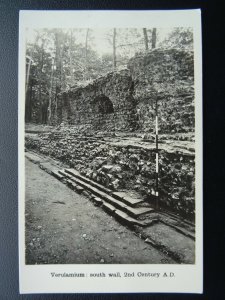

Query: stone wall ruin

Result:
[51,70,137,132]
[128,49,194,134]
[26,48,195,220]
[48,48,194,135]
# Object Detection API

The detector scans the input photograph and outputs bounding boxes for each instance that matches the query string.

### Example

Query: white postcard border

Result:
[18,9,203,294]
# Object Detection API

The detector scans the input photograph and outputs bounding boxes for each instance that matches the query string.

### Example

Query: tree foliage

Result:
[25,27,193,123]
[159,28,193,50]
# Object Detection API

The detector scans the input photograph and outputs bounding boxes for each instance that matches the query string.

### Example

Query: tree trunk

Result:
[143,28,149,51]
[38,40,44,123]
[55,32,62,91]
[54,31,63,123]
[113,28,116,70]
[25,57,32,95]
[152,28,157,49]
[25,56,32,122]
[85,28,89,80]
[48,59,54,124]
[69,29,74,84]
[25,83,32,122]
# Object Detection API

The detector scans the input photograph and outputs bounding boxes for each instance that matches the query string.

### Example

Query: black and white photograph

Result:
[19,10,202,293]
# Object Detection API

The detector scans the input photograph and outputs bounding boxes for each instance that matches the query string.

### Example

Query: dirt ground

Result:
[25,158,175,264]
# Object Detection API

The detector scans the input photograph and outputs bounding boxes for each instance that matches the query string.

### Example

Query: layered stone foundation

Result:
[26,129,195,220]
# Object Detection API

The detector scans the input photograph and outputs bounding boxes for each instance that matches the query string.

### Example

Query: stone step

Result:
[112,192,144,207]
[76,186,85,194]
[125,206,154,218]
[114,210,146,227]
[92,197,103,206]
[66,179,78,189]
[65,179,84,194]
[51,170,64,181]
[101,194,153,218]
[68,176,154,219]
[25,152,44,164]
[66,168,145,208]
[69,177,126,210]
[58,170,72,178]
[65,168,112,194]
[101,195,128,210]
[39,162,59,175]
[102,202,116,213]
[101,202,146,227]
[33,160,154,224]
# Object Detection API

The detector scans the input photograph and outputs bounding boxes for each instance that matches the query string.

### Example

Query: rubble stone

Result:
[25,49,195,219]
[127,49,194,134]
[26,132,195,219]
[34,48,196,135]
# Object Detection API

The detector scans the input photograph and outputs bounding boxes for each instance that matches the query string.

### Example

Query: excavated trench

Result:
[25,147,195,264]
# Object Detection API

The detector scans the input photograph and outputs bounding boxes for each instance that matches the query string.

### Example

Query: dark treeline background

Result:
[25,27,193,123]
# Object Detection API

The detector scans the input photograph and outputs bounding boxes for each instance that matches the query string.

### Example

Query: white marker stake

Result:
[155,95,159,208]
[156,152,159,173]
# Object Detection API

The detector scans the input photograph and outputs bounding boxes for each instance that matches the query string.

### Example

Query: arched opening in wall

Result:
[93,95,114,114]
[92,95,114,131]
